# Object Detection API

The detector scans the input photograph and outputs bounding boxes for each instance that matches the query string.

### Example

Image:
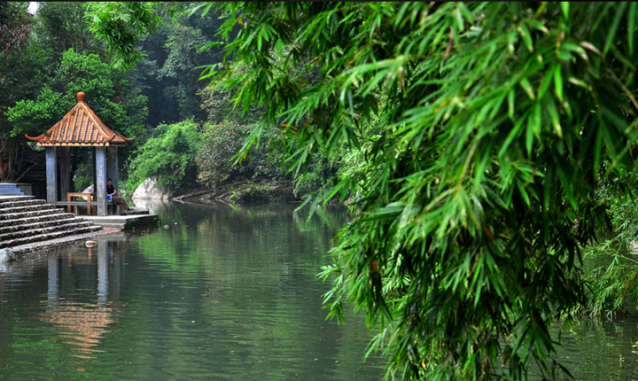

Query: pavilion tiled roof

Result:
[25,92,135,146]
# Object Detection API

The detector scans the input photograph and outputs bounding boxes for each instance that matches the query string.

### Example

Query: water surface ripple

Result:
[0,202,384,380]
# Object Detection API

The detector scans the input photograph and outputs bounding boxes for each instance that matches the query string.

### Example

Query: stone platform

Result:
[81,214,160,230]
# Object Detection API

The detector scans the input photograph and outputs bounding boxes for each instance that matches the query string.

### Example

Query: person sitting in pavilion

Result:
[106,178,133,215]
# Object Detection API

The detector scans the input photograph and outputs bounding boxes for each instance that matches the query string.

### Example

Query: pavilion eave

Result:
[35,142,127,147]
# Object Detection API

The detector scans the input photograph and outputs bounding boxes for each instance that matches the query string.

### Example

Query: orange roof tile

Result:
[25,92,135,146]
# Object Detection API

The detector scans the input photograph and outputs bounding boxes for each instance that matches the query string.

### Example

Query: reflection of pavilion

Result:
[39,301,114,359]
[40,242,121,360]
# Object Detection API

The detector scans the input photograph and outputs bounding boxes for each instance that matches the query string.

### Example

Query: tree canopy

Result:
[1,1,225,188]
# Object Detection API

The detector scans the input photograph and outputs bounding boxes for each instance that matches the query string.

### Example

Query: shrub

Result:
[127,118,201,193]
[196,121,288,187]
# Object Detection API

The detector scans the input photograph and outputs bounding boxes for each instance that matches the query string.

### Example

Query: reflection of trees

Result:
[133,201,383,380]
[537,319,638,380]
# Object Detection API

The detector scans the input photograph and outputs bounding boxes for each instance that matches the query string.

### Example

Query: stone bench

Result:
[55,201,115,216]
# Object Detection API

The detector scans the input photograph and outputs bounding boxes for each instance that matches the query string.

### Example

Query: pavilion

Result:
[25,92,135,216]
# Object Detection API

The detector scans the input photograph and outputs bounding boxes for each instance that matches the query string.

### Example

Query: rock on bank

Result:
[133,178,173,200]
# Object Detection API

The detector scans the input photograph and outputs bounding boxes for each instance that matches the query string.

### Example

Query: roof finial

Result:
[77,92,85,102]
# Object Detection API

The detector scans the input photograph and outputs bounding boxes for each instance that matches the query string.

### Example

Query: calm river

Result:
[2,201,638,380]
[0,201,385,380]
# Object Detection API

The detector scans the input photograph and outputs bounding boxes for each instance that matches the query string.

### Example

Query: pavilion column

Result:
[46,147,57,204]
[96,147,107,216]
[107,146,118,191]
[92,148,97,191]
[59,147,71,201]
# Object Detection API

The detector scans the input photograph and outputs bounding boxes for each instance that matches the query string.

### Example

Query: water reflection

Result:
[39,301,114,359]
[0,202,385,381]
[39,242,121,361]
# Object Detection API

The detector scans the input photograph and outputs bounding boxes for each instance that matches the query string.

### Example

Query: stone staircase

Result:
[0,196,103,249]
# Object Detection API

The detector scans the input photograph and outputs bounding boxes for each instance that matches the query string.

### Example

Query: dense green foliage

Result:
[1,2,149,187]
[7,48,147,140]
[132,3,226,126]
[127,118,201,193]
[85,2,162,71]
[91,2,638,380]
[579,169,638,318]
[1,2,229,193]
[0,2,38,181]
[0,2,31,52]
[211,3,638,380]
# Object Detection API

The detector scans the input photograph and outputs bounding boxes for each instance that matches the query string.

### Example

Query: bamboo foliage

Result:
[205,3,638,379]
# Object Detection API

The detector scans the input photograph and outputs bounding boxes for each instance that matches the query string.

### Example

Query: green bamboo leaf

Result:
[455,6,465,32]
[538,65,555,100]
[459,3,473,25]
[520,78,536,100]
[567,77,588,89]
[518,24,533,53]
[524,18,549,34]
[499,112,527,158]
[604,2,627,55]
[508,89,515,120]
[547,99,562,138]
[526,114,534,156]
[561,2,569,19]
[554,66,563,101]
[533,101,541,139]
[629,3,636,55]
[517,180,531,207]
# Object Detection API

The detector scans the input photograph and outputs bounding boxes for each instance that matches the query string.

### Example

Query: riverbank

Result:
[174,177,299,204]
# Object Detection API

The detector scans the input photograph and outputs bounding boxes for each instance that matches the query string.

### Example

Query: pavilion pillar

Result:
[59,147,71,201]
[92,148,97,191]
[96,147,107,216]
[46,147,57,204]
[107,146,118,191]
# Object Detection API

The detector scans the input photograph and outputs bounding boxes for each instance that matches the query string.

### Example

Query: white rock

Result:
[132,178,172,200]
[132,198,167,214]
[0,262,14,272]
[0,248,16,263]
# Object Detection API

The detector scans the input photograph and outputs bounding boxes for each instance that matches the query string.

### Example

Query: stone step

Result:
[0,225,103,249]
[0,217,80,235]
[0,207,66,221]
[0,220,94,242]
[0,211,76,228]
[0,203,58,215]
[0,196,34,204]
[0,199,46,209]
